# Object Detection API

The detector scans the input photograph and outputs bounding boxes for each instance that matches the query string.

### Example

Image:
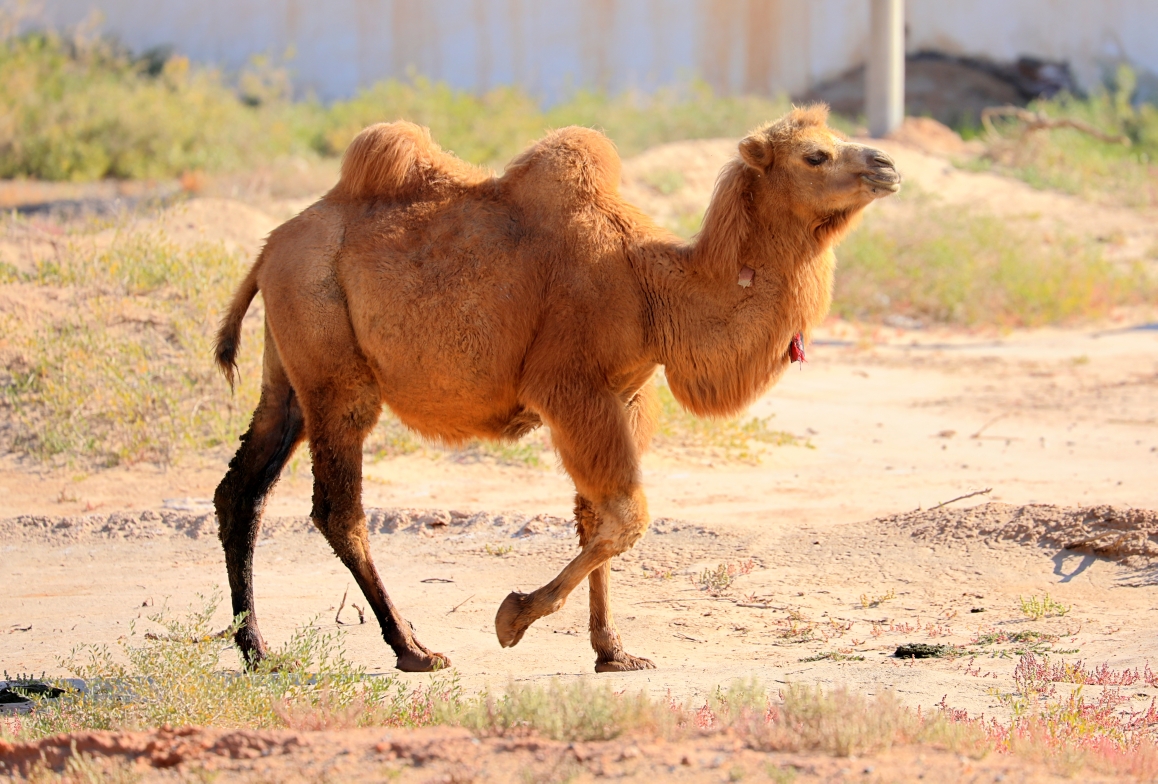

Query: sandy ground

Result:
[2,122,1158,780]
[4,324,1157,711]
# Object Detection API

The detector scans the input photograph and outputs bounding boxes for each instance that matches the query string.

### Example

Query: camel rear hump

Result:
[328,121,490,203]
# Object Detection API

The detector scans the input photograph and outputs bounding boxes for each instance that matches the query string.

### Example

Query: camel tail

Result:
[328,121,435,202]
[215,253,263,391]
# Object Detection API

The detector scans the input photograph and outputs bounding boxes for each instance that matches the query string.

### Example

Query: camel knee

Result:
[593,488,650,555]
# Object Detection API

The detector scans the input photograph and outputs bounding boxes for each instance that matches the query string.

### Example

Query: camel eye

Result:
[805,152,829,167]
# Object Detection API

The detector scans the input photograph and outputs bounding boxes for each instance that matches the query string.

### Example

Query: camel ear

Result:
[739,134,774,171]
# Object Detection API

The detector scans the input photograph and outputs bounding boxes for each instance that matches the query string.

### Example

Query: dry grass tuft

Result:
[833,191,1154,328]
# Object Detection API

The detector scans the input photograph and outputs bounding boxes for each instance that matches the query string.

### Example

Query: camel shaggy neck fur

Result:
[212,106,900,672]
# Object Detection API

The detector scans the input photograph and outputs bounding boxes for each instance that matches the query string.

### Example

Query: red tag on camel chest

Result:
[789,332,807,364]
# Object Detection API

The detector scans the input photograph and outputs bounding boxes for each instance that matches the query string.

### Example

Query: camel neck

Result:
[643,198,835,419]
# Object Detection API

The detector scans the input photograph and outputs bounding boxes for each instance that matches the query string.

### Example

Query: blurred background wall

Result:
[23,0,1158,102]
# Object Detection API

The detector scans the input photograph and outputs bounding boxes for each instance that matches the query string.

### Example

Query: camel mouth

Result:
[861,173,902,193]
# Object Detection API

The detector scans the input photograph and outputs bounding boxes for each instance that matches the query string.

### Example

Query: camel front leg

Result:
[496,382,653,651]
[576,496,655,672]
[495,490,649,648]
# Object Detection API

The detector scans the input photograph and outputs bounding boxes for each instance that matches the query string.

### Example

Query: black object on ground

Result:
[894,643,960,659]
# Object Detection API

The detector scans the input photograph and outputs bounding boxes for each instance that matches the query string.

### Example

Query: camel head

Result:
[737,104,901,243]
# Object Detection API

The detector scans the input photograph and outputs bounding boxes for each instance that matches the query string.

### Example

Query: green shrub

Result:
[0,21,793,180]
[0,31,314,180]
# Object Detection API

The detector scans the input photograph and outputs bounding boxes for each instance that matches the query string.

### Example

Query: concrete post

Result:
[866,0,905,137]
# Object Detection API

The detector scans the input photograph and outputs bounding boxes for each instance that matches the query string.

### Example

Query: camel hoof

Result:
[396,649,451,672]
[595,653,656,673]
[495,591,534,648]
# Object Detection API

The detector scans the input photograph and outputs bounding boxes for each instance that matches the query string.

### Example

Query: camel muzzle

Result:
[861,149,901,194]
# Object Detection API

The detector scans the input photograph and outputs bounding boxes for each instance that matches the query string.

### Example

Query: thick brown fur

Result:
[213,111,900,673]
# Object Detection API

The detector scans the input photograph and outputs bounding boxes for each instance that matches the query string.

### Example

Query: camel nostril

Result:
[872,152,895,168]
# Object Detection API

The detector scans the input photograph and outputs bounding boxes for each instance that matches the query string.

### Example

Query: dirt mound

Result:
[151,197,279,257]
[885,117,984,158]
[618,138,735,231]
[877,502,1158,566]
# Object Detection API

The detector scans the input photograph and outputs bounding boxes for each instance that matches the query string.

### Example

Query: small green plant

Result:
[774,609,818,644]
[1019,593,1070,621]
[667,208,706,239]
[693,559,755,596]
[798,651,866,663]
[859,589,896,609]
[485,543,513,556]
[766,764,799,783]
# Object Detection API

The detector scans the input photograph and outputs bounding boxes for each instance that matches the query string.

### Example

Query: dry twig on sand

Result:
[447,595,475,615]
[930,488,993,511]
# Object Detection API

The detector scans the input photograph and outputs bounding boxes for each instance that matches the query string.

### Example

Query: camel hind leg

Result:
[214,325,305,667]
[301,373,449,672]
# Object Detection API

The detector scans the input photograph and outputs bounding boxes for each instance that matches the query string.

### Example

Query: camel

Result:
[212,105,900,673]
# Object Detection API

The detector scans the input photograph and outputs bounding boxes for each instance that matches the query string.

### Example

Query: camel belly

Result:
[341,258,543,444]
[374,368,531,444]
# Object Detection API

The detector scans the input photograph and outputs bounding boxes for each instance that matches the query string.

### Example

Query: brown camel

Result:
[213,105,900,673]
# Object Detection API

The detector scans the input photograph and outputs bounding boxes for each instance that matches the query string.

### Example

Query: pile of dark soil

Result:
[799,51,1078,128]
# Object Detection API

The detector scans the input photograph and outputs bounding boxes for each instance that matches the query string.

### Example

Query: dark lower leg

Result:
[215,387,303,667]
[311,434,448,672]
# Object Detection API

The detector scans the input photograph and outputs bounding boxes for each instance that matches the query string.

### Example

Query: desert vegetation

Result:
[0,13,795,181]
[832,189,1155,328]
[3,599,1156,780]
[968,65,1158,209]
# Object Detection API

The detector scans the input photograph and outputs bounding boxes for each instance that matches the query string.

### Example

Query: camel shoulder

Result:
[327,121,492,203]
